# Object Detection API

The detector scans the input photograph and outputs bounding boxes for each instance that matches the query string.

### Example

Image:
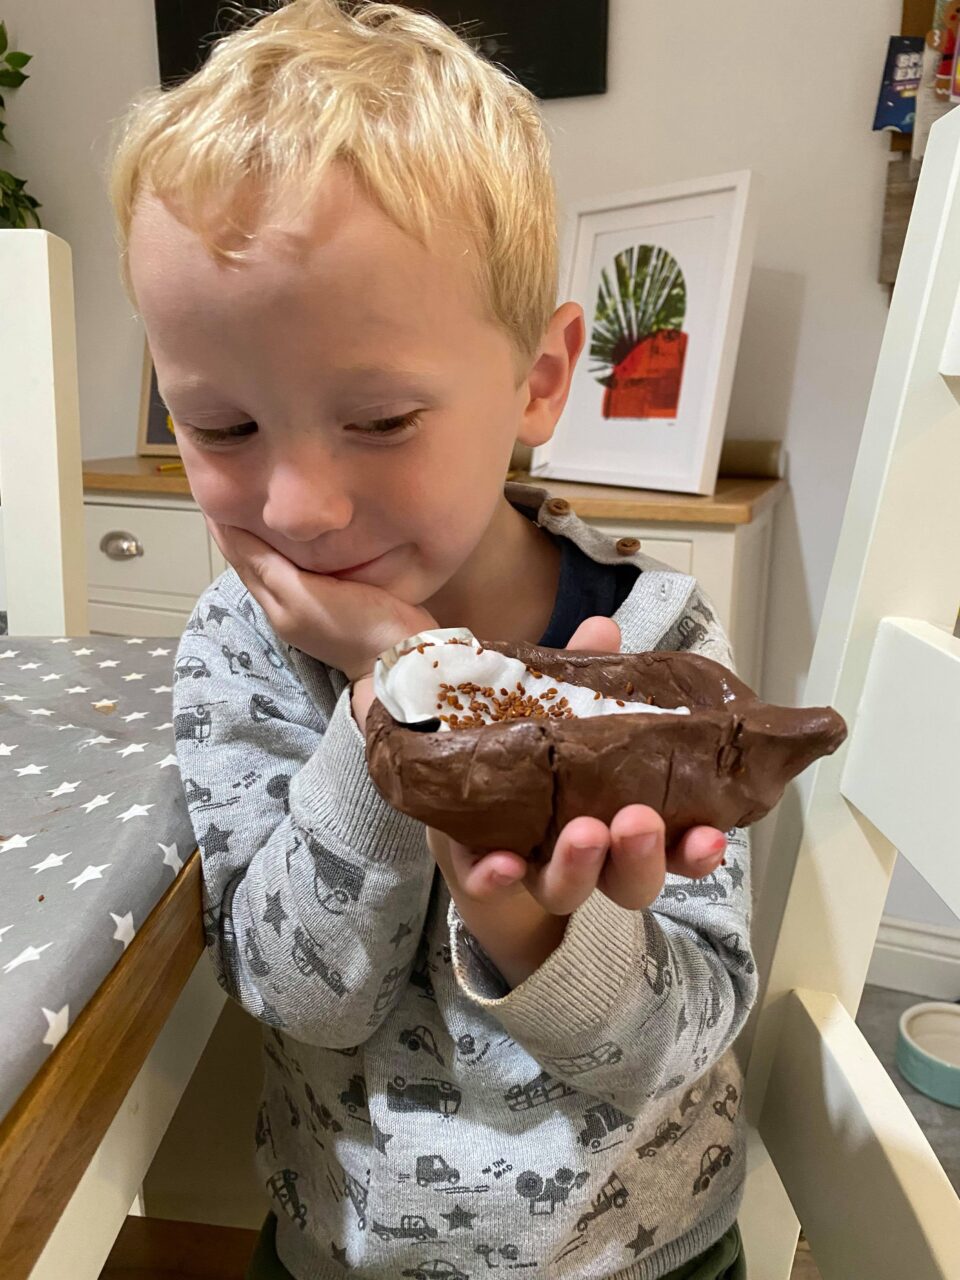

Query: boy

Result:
[111,2,756,1276]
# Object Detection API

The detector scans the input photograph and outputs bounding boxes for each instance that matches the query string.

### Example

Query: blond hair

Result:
[109,0,558,371]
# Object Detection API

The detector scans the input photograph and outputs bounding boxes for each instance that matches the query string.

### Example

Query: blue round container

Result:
[895,1001,960,1110]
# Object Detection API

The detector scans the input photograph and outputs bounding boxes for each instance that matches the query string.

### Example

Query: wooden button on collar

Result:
[616,536,641,555]
[545,497,571,516]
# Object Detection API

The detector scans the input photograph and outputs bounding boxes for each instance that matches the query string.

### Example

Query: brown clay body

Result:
[365,639,847,860]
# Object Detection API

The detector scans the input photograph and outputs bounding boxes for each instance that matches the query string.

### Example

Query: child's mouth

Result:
[327,553,386,579]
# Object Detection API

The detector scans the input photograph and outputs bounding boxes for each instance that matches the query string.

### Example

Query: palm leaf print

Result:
[590,245,686,387]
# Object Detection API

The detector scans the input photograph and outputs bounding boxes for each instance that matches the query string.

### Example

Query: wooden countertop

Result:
[82,456,786,526]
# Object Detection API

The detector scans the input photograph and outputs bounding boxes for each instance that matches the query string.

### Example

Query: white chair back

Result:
[0,229,88,636]
[734,108,960,1278]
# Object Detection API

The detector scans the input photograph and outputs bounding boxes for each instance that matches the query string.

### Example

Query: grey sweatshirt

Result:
[172,481,758,1280]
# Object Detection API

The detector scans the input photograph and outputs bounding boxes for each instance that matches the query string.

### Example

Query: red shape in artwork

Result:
[602,329,688,420]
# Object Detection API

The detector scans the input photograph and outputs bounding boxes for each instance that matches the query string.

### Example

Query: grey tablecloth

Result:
[0,635,196,1125]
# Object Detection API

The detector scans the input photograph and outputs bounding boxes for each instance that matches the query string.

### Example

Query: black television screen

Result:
[154,1,608,99]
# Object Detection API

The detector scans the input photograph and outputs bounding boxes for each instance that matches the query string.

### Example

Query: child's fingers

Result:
[566,614,621,653]
[668,825,727,875]
[602,805,667,910]
[529,815,610,915]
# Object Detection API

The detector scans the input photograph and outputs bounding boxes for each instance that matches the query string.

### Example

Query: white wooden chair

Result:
[733,107,960,1276]
[0,230,88,636]
[0,230,225,1280]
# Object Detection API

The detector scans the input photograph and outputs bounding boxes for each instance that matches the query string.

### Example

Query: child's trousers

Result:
[244,1212,746,1279]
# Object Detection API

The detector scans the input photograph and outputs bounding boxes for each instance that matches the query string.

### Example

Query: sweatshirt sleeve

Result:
[174,574,436,1048]
[447,583,758,1111]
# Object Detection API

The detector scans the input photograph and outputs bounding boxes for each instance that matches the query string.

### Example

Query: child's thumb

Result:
[566,615,621,653]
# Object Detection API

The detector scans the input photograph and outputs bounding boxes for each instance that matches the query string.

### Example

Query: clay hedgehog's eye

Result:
[364,627,847,862]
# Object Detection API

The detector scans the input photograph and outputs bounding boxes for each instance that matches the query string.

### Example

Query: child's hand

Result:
[205,518,436,683]
[426,616,729,986]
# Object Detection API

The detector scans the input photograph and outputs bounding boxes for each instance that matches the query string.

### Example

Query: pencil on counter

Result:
[155,460,186,472]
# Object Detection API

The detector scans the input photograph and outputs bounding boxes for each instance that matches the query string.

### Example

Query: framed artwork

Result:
[153,1,608,100]
[532,171,757,495]
[136,345,179,457]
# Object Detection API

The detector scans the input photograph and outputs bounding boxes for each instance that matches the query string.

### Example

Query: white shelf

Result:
[840,617,960,918]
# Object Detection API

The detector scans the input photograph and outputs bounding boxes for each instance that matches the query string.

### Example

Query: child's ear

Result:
[516,302,585,448]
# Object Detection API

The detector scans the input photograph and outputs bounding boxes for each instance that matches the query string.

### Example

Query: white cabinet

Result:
[84,493,224,638]
[587,516,774,691]
[83,470,783,691]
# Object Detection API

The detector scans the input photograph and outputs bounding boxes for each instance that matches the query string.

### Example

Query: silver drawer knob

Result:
[100,530,144,560]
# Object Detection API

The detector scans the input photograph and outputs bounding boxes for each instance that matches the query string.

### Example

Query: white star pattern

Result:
[159,842,183,874]
[47,780,81,796]
[0,833,35,852]
[68,863,110,889]
[80,793,114,813]
[3,636,188,1059]
[118,803,153,822]
[3,943,53,973]
[41,1005,70,1048]
[30,852,72,873]
[110,911,136,948]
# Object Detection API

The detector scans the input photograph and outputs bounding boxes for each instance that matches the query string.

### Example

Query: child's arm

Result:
[174,576,437,1047]
[445,592,758,1109]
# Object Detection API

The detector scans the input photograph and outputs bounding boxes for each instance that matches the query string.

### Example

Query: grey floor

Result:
[854,982,960,1193]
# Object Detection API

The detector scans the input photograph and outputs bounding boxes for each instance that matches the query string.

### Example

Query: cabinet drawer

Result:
[587,521,693,574]
[85,503,213,598]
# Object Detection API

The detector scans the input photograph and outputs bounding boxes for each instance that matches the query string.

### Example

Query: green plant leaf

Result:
[5,52,31,70]
[0,68,26,89]
[0,23,7,58]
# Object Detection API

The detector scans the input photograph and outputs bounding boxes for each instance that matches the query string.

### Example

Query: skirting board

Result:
[867,914,960,999]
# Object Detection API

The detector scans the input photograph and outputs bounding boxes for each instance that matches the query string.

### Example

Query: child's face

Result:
[128,165,563,607]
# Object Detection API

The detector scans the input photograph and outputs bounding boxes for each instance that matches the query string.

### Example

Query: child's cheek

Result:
[177,444,257,527]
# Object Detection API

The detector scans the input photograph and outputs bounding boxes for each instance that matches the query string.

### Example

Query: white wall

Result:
[542,0,958,932]
[1,0,157,461]
[2,0,954,931]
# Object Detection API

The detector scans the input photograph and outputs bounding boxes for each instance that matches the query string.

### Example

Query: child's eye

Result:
[179,422,257,447]
[346,411,422,438]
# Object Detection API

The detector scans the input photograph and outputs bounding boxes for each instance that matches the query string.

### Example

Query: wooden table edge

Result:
[0,850,204,1280]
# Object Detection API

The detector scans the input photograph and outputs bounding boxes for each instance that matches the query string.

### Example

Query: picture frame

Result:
[136,344,179,457]
[531,171,757,496]
[154,1,609,101]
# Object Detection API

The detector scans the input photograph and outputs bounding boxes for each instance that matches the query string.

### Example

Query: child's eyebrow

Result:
[336,365,441,394]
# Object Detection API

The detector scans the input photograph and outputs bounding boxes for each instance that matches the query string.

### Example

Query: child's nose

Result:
[261,459,353,542]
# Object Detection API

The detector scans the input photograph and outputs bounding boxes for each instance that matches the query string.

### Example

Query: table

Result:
[0,635,220,1280]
